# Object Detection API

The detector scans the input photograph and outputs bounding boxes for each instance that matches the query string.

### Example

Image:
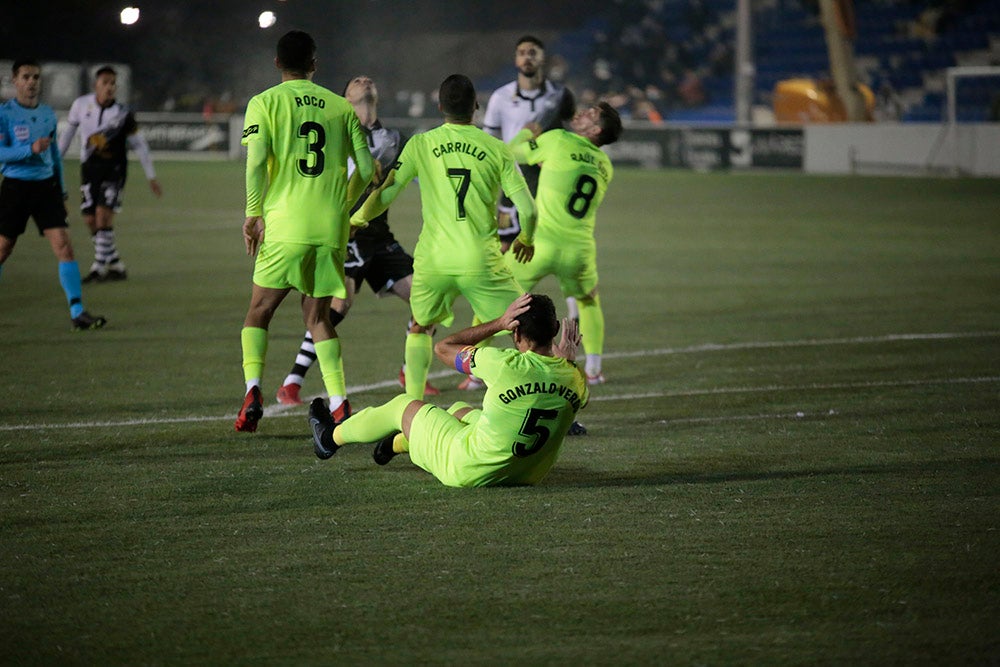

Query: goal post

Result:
[939,66,1000,175]
[945,65,1000,126]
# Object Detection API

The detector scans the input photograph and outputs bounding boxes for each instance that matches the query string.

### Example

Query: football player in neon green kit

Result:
[505,102,622,385]
[235,30,374,433]
[309,293,589,487]
[349,74,537,401]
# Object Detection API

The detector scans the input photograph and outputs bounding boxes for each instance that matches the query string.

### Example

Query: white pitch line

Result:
[587,375,1000,402]
[661,408,838,425]
[604,330,1000,360]
[3,376,996,433]
[2,332,997,432]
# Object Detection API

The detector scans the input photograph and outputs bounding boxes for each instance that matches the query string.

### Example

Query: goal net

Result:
[933,66,1000,175]
[945,65,1000,125]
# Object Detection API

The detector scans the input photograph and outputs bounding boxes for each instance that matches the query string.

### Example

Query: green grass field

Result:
[2,161,998,665]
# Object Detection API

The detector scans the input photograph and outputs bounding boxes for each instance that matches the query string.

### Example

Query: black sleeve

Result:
[559,88,577,122]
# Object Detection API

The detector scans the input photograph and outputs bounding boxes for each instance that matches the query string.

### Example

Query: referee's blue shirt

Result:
[0,99,63,190]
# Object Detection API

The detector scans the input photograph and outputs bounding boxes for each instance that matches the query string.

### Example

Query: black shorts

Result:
[497,164,539,242]
[0,176,68,239]
[80,160,126,214]
[345,238,414,295]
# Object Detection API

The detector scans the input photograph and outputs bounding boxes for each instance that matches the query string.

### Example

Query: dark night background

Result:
[1,1,603,112]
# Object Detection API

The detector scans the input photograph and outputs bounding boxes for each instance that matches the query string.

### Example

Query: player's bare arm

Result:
[434,294,533,364]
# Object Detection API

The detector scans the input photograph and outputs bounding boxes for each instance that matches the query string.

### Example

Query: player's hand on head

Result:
[500,293,533,331]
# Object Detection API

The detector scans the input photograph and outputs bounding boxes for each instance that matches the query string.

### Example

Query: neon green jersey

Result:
[394,123,528,274]
[516,128,613,247]
[456,346,589,486]
[242,79,370,247]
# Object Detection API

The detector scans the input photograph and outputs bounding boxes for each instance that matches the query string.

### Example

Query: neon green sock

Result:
[314,337,346,400]
[404,332,433,399]
[241,327,268,383]
[578,293,605,356]
[392,432,410,454]
[334,394,412,445]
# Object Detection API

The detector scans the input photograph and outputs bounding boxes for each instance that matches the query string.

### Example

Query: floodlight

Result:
[120,6,140,25]
[258,11,277,29]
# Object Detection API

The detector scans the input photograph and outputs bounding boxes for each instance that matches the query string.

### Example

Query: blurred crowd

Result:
[144,0,994,124]
[573,0,733,123]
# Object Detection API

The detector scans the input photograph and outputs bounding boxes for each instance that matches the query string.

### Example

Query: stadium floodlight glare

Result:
[258,11,277,29]
[120,6,140,25]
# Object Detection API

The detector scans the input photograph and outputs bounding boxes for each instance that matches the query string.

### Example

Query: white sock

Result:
[585,355,601,377]
[246,379,261,393]
[566,297,579,320]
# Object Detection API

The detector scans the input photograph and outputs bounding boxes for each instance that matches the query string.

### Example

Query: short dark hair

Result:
[595,102,623,146]
[12,58,39,76]
[516,294,559,345]
[516,35,545,50]
[94,65,116,79]
[276,30,316,75]
[439,74,476,119]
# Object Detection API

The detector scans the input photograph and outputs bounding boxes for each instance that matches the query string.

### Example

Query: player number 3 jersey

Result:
[242,79,369,247]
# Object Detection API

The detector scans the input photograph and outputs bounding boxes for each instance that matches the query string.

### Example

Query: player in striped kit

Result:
[59,65,161,283]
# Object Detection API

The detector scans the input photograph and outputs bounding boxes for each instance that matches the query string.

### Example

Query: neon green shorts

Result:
[507,241,598,298]
[409,269,523,328]
[407,403,471,486]
[253,240,347,298]
[408,403,490,488]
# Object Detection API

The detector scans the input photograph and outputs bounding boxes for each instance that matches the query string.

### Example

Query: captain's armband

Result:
[455,346,477,374]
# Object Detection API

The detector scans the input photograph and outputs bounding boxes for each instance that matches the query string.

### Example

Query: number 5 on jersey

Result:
[512,408,559,457]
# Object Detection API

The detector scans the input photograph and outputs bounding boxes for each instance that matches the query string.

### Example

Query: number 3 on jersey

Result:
[297,121,326,177]
[512,408,559,457]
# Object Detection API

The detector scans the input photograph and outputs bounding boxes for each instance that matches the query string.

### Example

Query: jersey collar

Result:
[514,78,550,101]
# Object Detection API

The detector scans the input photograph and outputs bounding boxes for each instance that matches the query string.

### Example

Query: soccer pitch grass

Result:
[1,161,998,664]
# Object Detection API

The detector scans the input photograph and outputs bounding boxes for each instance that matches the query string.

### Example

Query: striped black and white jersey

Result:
[348,120,405,243]
[482,79,575,143]
[59,94,155,179]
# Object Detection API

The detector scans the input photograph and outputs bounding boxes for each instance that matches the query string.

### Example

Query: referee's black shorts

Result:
[0,176,68,239]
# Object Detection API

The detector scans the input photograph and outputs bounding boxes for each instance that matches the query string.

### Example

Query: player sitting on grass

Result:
[308,293,589,487]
